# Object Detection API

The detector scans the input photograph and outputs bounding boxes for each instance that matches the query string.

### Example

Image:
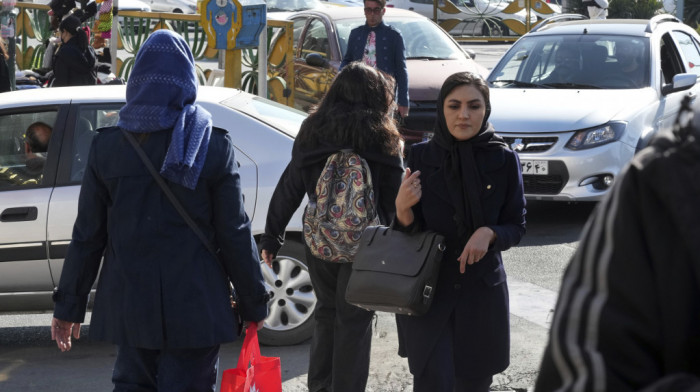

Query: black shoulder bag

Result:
[120,130,242,328]
[345,226,445,316]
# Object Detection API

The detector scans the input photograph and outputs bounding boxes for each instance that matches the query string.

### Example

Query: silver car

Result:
[0,85,315,346]
[487,15,700,201]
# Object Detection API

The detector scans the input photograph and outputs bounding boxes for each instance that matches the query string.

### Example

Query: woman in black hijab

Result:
[394,71,526,391]
[52,15,96,87]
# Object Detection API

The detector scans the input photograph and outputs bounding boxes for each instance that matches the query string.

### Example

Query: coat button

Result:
[486,184,492,190]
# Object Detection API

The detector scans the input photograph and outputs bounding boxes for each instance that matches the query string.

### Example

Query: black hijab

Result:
[430,72,507,241]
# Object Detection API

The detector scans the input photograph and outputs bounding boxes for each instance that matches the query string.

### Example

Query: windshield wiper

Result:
[541,82,601,89]
[407,56,449,60]
[491,80,552,88]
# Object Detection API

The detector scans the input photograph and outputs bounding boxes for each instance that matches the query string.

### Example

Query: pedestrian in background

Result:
[394,71,526,391]
[0,38,10,92]
[535,97,700,391]
[52,15,96,87]
[341,0,410,119]
[51,29,269,391]
[260,62,404,392]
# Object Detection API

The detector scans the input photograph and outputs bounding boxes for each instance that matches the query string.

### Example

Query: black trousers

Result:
[112,345,220,392]
[306,249,375,392]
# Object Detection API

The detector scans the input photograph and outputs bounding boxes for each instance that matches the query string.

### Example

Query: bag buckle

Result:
[422,285,433,303]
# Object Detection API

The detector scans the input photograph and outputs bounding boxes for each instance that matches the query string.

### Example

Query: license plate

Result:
[520,160,549,175]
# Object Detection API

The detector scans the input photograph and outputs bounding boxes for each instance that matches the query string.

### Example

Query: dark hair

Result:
[59,15,88,50]
[363,0,386,8]
[296,62,402,157]
[26,122,53,153]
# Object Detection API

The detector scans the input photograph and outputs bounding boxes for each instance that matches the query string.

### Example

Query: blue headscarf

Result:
[117,29,212,190]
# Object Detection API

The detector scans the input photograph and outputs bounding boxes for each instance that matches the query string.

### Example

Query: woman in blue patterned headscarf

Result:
[51,29,269,391]
[118,29,213,189]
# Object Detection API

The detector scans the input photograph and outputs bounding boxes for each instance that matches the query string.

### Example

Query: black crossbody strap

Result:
[120,129,224,273]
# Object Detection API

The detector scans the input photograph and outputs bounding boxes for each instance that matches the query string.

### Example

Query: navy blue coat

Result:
[53,127,269,349]
[52,37,96,87]
[396,140,526,377]
[340,22,409,108]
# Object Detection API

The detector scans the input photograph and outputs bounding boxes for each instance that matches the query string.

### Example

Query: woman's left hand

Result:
[457,227,496,273]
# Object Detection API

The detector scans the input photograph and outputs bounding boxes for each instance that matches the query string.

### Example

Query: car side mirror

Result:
[305,53,329,68]
[465,49,476,60]
[662,73,697,95]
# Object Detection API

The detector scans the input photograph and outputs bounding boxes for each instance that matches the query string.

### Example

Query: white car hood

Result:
[489,88,658,133]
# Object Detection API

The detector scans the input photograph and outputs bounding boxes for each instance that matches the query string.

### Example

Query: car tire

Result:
[258,236,317,346]
[481,20,509,37]
[499,21,510,37]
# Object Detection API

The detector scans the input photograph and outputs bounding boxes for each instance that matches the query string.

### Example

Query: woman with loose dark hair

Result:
[394,71,526,391]
[52,15,96,87]
[296,61,403,156]
[261,61,404,391]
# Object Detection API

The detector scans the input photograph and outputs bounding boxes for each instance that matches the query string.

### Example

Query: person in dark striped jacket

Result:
[535,97,700,392]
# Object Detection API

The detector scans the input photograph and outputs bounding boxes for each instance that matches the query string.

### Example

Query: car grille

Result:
[522,161,568,195]
[503,136,558,153]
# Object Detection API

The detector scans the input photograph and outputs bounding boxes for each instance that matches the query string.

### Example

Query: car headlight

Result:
[565,122,626,150]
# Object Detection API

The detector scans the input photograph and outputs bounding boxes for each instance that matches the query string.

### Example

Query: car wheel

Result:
[258,238,317,346]
[481,20,508,37]
[499,21,510,37]
[481,21,496,37]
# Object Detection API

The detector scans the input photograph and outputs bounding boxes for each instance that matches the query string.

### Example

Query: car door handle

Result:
[688,92,697,102]
[1,207,38,222]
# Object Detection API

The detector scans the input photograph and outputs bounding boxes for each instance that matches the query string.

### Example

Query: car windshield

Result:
[488,35,651,89]
[335,17,465,60]
[267,0,323,12]
[222,95,307,138]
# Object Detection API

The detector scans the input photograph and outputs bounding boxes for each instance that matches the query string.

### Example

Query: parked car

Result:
[114,0,153,12]
[0,85,315,346]
[486,15,700,201]
[267,0,338,20]
[267,7,489,144]
[385,0,542,36]
[146,0,197,13]
[31,0,152,12]
[323,0,363,6]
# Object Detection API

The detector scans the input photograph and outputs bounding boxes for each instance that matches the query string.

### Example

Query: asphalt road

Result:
[0,199,596,391]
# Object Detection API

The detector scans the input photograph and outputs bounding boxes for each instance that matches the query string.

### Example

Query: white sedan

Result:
[0,85,315,346]
[487,15,700,201]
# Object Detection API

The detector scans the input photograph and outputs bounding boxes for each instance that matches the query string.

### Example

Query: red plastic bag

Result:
[220,323,282,392]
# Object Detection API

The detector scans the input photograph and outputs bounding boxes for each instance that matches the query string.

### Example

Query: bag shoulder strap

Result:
[120,129,221,265]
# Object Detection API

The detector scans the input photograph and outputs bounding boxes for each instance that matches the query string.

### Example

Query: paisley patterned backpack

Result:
[303,150,380,263]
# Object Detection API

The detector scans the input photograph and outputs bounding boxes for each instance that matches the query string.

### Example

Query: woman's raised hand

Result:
[395,168,422,226]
